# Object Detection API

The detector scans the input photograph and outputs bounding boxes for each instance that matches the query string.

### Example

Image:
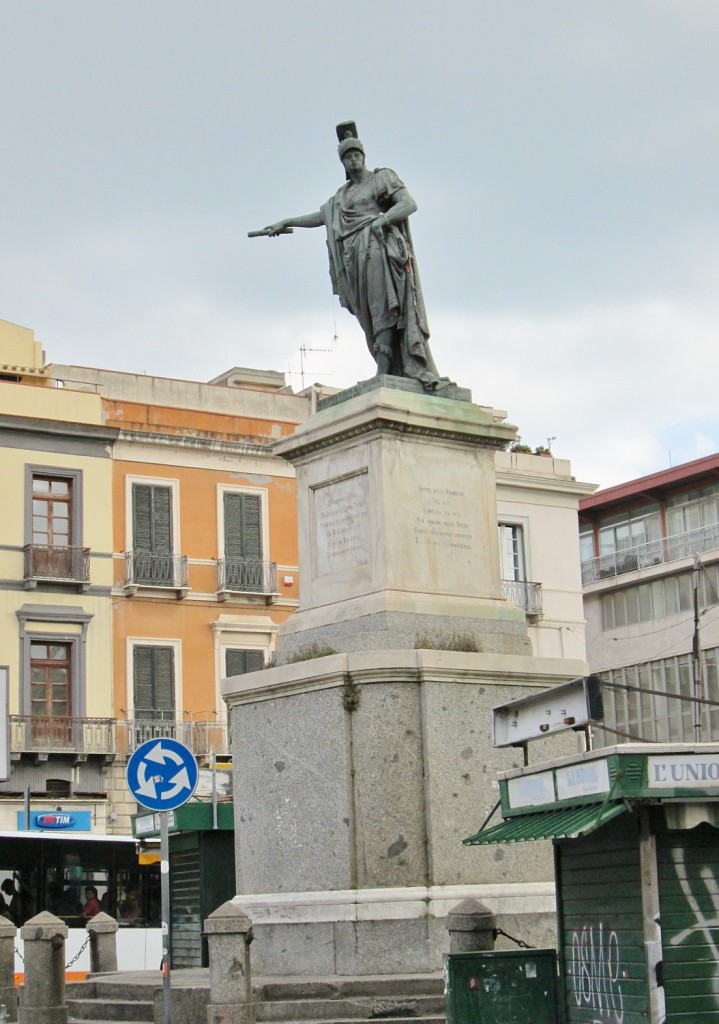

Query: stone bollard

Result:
[86,913,118,974]
[18,912,68,1024]
[445,899,497,953]
[0,916,18,1021]
[204,902,255,1024]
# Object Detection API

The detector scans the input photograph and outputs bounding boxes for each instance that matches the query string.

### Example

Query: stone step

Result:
[255,995,445,1022]
[256,977,444,1002]
[270,1017,445,1024]
[67,998,154,1023]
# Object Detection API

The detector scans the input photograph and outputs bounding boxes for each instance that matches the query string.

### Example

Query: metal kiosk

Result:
[465,742,719,1024]
[133,801,235,967]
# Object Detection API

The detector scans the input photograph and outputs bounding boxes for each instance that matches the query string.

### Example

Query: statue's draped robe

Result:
[321,168,441,388]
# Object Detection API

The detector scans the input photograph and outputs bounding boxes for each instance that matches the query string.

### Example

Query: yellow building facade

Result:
[1,320,316,838]
[0,319,117,831]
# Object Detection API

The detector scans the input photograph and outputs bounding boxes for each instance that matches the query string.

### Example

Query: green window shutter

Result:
[133,646,154,714]
[225,649,264,676]
[153,646,174,713]
[133,484,172,552]
[224,493,262,560]
[133,646,175,719]
[133,486,153,552]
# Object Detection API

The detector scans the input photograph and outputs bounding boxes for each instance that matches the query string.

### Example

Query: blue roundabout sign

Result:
[126,737,199,812]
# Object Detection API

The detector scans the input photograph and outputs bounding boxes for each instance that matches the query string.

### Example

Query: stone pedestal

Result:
[273,383,530,658]
[86,912,118,974]
[18,913,68,1024]
[223,383,584,976]
[205,903,254,1024]
[446,899,496,953]
[0,918,18,1021]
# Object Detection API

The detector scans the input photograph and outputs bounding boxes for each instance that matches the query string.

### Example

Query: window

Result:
[32,476,72,548]
[666,484,719,559]
[132,646,175,721]
[16,604,93,722]
[225,648,265,676]
[29,641,73,746]
[498,523,526,582]
[24,468,85,582]
[30,642,71,717]
[596,504,662,571]
[597,648,719,745]
[131,483,174,585]
[601,567,719,631]
[219,489,274,593]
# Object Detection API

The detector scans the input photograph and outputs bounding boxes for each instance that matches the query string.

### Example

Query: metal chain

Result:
[494,926,535,949]
[65,933,91,969]
[14,933,90,969]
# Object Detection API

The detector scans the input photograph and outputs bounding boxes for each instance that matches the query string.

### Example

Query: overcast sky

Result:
[2,1,718,490]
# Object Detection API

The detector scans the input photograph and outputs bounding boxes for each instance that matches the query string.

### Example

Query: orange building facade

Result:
[42,360,317,830]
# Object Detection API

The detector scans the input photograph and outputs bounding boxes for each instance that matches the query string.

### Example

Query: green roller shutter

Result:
[658,823,719,1021]
[169,844,202,968]
[225,649,265,677]
[556,815,650,1023]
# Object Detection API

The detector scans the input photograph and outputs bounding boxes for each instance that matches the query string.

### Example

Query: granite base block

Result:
[277,611,532,661]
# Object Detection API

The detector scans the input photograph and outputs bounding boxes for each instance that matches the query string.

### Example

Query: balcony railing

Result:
[9,715,228,759]
[9,715,115,756]
[501,579,543,617]
[124,550,189,592]
[581,521,719,585]
[116,718,230,758]
[217,557,277,596]
[23,544,90,585]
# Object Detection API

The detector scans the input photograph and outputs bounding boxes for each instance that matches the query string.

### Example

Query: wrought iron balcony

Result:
[217,557,278,597]
[23,544,90,586]
[123,550,189,593]
[501,578,543,617]
[581,521,719,585]
[116,716,230,758]
[9,715,115,756]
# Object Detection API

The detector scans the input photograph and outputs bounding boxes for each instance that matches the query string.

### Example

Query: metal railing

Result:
[501,579,543,616]
[9,714,229,758]
[9,715,115,755]
[217,557,277,595]
[116,718,229,758]
[124,550,189,589]
[581,521,719,585]
[23,544,90,584]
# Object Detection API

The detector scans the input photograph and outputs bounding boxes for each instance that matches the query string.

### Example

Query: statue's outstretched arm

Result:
[249,211,323,238]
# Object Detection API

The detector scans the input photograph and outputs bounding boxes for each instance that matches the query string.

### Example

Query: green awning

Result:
[463,801,629,846]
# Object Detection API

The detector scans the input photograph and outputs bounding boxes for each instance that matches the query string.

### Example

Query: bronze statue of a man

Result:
[253,123,445,392]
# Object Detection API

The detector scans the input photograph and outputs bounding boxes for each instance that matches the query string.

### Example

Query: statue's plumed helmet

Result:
[338,136,365,161]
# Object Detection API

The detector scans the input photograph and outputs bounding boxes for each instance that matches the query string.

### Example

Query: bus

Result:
[0,829,161,975]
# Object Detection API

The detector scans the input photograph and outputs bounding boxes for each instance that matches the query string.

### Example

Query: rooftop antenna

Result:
[289,344,334,390]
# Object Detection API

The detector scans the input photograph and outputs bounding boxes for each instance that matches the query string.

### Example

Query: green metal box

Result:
[445,949,561,1024]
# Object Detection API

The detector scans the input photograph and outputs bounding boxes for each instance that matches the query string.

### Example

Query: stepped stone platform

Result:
[66,970,446,1024]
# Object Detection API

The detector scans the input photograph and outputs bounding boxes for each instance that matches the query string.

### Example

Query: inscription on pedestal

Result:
[414,485,474,551]
[314,472,370,576]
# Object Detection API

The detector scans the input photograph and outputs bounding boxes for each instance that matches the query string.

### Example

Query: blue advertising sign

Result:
[126,737,198,812]
[17,810,93,831]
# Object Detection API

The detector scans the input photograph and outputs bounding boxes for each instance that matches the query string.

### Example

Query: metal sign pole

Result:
[126,735,198,1024]
[161,810,171,1024]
